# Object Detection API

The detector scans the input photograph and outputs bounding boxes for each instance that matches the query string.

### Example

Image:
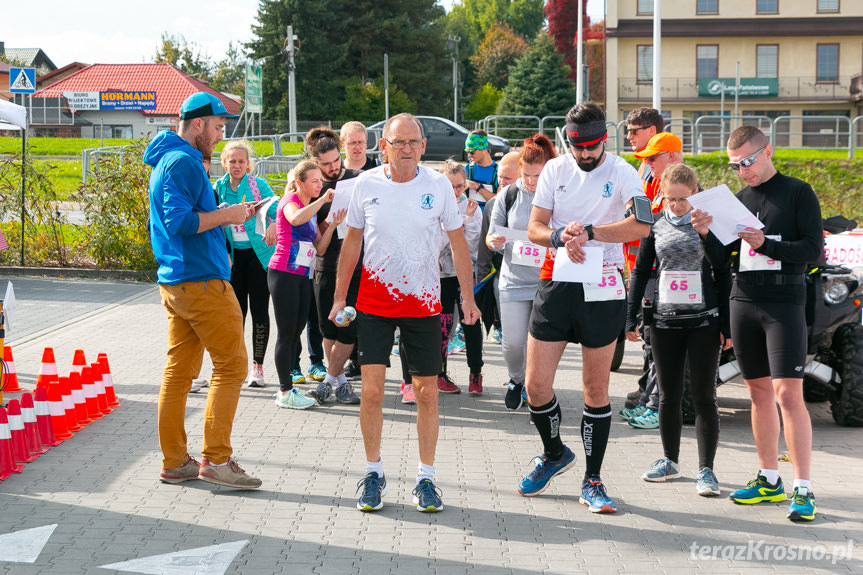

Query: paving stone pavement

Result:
[0,274,861,575]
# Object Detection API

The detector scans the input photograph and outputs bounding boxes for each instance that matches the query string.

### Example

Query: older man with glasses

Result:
[331,113,481,513]
[691,125,823,522]
[518,101,651,513]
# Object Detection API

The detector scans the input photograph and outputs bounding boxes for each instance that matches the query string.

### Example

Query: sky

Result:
[2,0,606,68]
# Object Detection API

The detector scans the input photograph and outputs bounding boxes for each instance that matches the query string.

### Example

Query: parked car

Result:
[367,116,510,162]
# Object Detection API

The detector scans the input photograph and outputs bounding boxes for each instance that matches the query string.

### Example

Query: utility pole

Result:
[652,0,661,110]
[384,53,389,121]
[576,0,583,104]
[449,36,460,123]
[286,25,298,138]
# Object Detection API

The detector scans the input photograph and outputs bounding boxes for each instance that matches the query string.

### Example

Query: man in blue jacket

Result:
[145,91,261,489]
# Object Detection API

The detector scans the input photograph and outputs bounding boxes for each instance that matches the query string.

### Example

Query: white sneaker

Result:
[190,378,209,393]
[275,388,317,410]
[247,364,266,388]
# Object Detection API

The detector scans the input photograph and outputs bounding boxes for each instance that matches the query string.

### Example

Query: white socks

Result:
[417,462,436,485]
[366,458,384,477]
[792,478,812,493]
[760,469,780,485]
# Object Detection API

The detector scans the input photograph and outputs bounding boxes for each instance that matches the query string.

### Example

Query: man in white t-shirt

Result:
[518,102,650,513]
[330,113,481,513]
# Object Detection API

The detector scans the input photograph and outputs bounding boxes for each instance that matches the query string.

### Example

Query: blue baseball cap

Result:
[179,92,239,120]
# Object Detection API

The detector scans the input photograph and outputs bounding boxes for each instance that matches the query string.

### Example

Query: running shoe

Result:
[468,373,483,395]
[729,473,786,504]
[356,471,387,512]
[786,487,816,522]
[291,368,306,385]
[335,382,360,405]
[618,404,647,421]
[401,381,416,405]
[580,477,617,513]
[518,446,576,497]
[446,338,466,355]
[696,467,720,496]
[504,380,524,411]
[306,362,327,382]
[247,365,265,388]
[307,381,333,404]
[624,388,643,409]
[629,408,659,429]
[412,478,444,512]
[274,388,316,409]
[491,327,503,344]
[438,373,461,394]
[642,458,681,482]
[190,378,208,393]
[344,360,362,381]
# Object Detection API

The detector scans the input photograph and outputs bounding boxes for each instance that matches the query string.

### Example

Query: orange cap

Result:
[634,132,682,158]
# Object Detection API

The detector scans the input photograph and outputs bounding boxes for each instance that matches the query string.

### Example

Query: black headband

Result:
[565,120,607,146]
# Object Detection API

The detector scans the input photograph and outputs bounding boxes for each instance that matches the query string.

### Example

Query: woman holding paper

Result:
[268,161,343,410]
[215,141,279,388]
[485,134,557,411]
[624,163,732,496]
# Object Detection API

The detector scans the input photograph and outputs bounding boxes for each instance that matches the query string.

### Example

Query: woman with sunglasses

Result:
[625,163,732,497]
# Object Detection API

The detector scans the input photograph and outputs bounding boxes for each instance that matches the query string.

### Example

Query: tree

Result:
[340,76,416,121]
[154,33,212,83]
[211,41,247,97]
[465,82,503,120]
[497,32,578,118]
[545,0,604,89]
[469,22,528,90]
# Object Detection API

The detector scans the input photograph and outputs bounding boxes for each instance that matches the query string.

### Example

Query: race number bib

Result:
[511,241,544,268]
[738,235,782,272]
[230,224,249,242]
[583,267,625,302]
[659,271,703,304]
[295,241,315,267]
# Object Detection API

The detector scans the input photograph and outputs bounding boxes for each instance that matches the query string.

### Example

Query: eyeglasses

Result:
[664,197,691,205]
[385,138,423,150]
[627,126,649,136]
[571,140,604,152]
[728,145,766,171]
[345,140,366,147]
[644,151,668,164]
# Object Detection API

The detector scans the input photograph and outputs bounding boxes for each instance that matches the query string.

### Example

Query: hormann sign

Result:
[698,78,778,98]
[99,91,157,110]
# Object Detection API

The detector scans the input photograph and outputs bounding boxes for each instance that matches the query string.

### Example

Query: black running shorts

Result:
[528,279,625,348]
[730,299,807,380]
[357,312,442,376]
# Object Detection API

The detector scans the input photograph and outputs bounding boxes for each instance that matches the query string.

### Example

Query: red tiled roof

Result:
[33,62,241,117]
[38,62,88,83]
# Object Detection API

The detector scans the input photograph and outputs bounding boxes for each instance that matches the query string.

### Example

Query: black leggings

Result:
[651,323,721,470]
[440,276,483,375]
[267,269,311,392]
[230,248,270,365]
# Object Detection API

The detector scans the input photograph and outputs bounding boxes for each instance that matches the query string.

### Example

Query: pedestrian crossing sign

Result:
[9,68,36,94]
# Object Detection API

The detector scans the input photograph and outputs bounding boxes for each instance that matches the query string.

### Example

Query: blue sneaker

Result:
[729,473,786,504]
[641,458,681,482]
[518,446,576,497]
[787,487,816,522]
[580,477,617,513]
[696,467,720,496]
[291,368,306,385]
[412,478,444,512]
[619,404,647,421]
[356,472,387,512]
[306,362,327,382]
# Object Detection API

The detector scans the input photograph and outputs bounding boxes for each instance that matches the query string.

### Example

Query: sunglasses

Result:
[644,151,668,164]
[627,126,650,136]
[728,145,766,171]
[570,140,604,152]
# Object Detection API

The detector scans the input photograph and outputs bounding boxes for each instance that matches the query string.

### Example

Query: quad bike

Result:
[716,215,863,427]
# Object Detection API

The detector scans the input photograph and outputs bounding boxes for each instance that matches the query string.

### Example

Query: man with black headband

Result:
[519,101,650,513]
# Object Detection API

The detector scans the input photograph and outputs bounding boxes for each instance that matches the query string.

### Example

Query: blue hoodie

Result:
[144,131,230,284]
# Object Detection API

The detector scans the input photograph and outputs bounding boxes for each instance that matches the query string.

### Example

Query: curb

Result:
[0,266,155,283]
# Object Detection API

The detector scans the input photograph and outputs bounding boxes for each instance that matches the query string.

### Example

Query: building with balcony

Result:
[605,0,863,147]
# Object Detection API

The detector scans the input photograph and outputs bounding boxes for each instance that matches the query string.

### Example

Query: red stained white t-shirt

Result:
[533,152,645,279]
[347,165,463,317]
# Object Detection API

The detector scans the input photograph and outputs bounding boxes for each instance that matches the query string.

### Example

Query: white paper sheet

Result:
[686,184,763,245]
[490,225,529,243]
[551,246,603,283]
[328,179,356,221]
[254,196,279,236]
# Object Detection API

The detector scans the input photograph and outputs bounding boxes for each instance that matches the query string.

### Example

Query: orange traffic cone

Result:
[97,353,120,407]
[0,407,25,480]
[58,377,82,432]
[19,392,47,458]
[2,346,22,392]
[90,362,112,416]
[46,385,73,441]
[68,372,92,428]
[6,400,37,464]
[36,347,59,389]
[80,366,103,421]
[71,349,87,374]
[33,387,60,447]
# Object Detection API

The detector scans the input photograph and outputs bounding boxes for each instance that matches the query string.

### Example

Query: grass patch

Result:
[36,159,82,200]
[0,136,136,157]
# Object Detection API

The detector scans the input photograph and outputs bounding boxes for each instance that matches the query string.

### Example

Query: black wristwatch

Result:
[584,224,595,241]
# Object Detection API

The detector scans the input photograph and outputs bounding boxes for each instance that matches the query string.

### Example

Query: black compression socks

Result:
[582,404,612,479]
[529,396,564,461]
